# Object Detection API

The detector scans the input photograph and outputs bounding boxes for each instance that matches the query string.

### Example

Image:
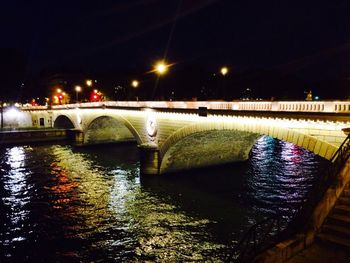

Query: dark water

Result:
[0,136,329,262]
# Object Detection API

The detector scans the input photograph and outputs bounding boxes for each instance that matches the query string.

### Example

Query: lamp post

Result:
[131,80,140,100]
[220,66,229,99]
[0,101,3,130]
[75,85,82,102]
[152,61,170,100]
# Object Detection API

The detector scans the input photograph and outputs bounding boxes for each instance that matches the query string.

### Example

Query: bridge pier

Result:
[67,129,85,146]
[138,144,160,175]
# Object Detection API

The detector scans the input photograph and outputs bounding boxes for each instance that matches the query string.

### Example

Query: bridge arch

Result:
[160,129,261,173]
[84,115,143,145]
[159,121,338,173]
[54,115,76,129]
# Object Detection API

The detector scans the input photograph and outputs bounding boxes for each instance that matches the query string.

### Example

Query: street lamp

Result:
[220,66,229,99]
[0,101,3,130]
[131,80,139,88]
[86,80,92,87]
[75,85,82,102]
[220,66,228,76]
[130,80,140,100]
[151,60,173,100]
[154,61,168,75]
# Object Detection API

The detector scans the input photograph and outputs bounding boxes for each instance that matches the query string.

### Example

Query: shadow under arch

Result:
[54,115,75,129]
[84,115,142,145]
[160,129,261,174]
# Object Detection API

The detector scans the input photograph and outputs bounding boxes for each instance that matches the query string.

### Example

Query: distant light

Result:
[315,96,319,100]
[220,66,228,76]
[14,103,20,107]
[57,88,62,93]
[5,107,20,118]
[154,61,168,75]
[232,104,239,110]
[131,80,139,88]
[75,85,82,92]
[94,89,98,93]
[86,80,93,87]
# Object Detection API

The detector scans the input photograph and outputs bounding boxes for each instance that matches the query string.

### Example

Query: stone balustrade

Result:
[21,100,350,113]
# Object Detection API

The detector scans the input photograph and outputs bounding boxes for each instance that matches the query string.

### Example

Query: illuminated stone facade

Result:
[19,101,350,174]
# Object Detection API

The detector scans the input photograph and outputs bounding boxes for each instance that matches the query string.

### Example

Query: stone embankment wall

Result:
[0,129,70,145]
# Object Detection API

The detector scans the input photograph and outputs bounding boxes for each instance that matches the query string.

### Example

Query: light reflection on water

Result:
[246,136,323,216]
[0,136,329,262]
[1,147,31,246]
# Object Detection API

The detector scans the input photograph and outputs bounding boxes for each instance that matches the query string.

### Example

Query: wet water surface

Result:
[0,136,329,262]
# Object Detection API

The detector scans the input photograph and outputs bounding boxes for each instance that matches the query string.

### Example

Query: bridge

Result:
[7,100,350,174]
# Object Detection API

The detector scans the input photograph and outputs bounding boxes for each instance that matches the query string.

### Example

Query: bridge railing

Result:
[20,100,350,113]
[226,214,282,262]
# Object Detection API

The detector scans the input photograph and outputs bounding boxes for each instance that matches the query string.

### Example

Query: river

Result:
[0,136,328,262]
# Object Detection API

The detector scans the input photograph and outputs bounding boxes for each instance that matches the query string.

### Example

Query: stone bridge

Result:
[14,100,350,174]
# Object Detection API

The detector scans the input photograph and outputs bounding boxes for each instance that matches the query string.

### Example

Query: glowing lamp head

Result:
[131,80,139,88]
[56,88,62,93]
[154,61,168,75]
[94,89,98,94]
[86,80,93,87]
[75,85,82,92]
[220,66,228,76]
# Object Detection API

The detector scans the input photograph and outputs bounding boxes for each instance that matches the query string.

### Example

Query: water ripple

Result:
[0,137,329,262]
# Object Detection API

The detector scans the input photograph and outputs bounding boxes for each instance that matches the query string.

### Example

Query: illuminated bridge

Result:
[10,100,349,175]
[5,100,349,262]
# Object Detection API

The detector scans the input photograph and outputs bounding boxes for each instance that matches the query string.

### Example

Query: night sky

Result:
[1,0,350,101]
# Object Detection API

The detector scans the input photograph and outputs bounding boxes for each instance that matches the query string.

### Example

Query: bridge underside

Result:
[84,116,135,145]
[54,115,75,129]
[160,130,260,174]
